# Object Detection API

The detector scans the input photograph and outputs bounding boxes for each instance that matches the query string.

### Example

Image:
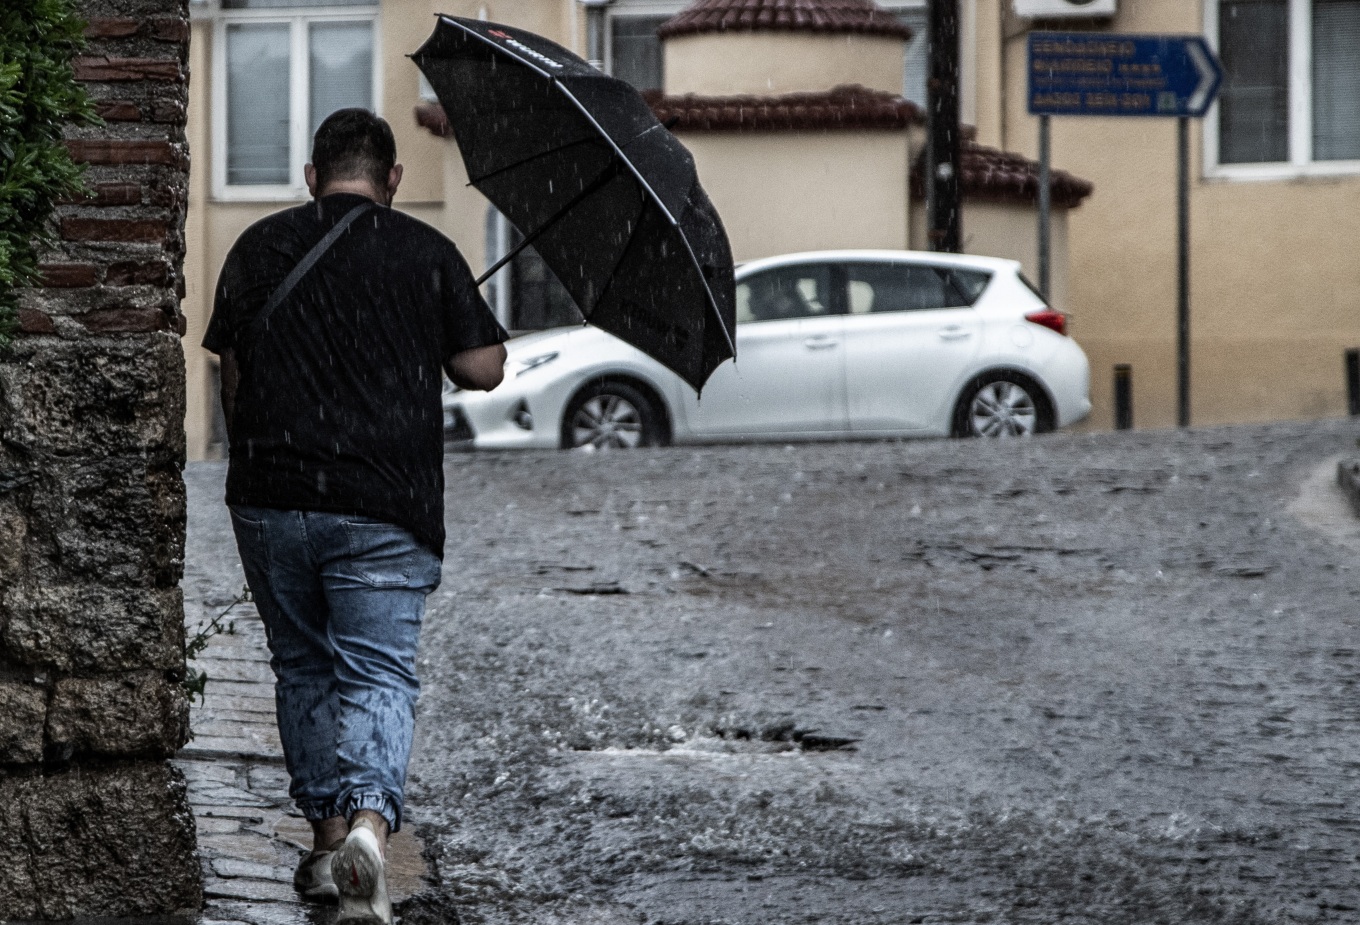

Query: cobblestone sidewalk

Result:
[176,592,429,925]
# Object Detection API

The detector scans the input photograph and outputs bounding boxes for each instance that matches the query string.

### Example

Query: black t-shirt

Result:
[203,193,507,556]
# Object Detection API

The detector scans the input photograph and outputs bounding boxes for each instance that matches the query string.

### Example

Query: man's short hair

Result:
[311,109,397,192]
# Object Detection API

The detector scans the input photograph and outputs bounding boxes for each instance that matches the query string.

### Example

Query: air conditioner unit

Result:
[1014,0,1117,17]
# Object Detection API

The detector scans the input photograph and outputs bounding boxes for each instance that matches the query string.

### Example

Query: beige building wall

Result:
[971,0,1360,430]
[681,132,912,261]
[185,20,213,461]
[969,0,1004,148]
[665,32,908,96]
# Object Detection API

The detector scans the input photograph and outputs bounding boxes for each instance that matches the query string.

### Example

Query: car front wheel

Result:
[560,381,666,450]
[952,372,1052,438]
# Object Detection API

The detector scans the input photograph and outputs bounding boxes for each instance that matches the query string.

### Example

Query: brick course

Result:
[66,138,185,167]
[72,55,182,82]
[78,305,178,333]
[83,18,141,38]
[37,263,100,288]
[91,181,145,205]
[61,216,169,244]
[107,259,171,286]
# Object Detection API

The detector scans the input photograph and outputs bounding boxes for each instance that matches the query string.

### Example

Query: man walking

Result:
[204,109,508,924]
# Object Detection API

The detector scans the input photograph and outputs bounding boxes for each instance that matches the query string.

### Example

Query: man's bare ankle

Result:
[350,810,390,856]
[311,815,348,854]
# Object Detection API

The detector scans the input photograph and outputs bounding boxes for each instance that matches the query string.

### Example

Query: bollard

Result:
[1347,349,1360,417]
[1113,364,1133,431]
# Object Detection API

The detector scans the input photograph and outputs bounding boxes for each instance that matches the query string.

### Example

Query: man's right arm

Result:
[445,343,507,392]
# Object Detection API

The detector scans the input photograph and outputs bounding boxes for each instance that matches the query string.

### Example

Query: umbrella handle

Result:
[475,159,623,287]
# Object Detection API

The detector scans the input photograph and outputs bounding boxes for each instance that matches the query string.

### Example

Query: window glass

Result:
[1217,0,1289,164]
[897,8,928,107]
[949,269,990,304]
[309,21,373,139]
[611,16,669,91]
[227,23,291,185]
[1313,0,1360,161]
[485,210,581,331]
[844,263,981,314]
[510,242,582,330]
[737,266,834,324]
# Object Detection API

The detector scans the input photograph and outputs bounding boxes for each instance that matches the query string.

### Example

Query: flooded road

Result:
[366,422,1359,923]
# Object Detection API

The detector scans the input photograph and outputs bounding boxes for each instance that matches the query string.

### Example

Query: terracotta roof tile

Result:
[415,99,1089,206]
[911,142,1094,208]
[642,84,922,131]
[658,0,913,40]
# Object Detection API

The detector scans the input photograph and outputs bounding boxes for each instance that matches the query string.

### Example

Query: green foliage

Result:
[0,0,97,347]
[184,587,246,711]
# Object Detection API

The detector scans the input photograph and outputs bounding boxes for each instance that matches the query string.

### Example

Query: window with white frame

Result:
[880,1,929,107]
[1210,0,1360,172]
[607,2,685,91]
[212,0,379,197]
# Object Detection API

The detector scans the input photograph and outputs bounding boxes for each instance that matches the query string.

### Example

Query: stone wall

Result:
[0,0,200,918]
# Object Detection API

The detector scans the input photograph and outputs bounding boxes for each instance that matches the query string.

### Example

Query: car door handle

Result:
[804,336,839,350]
[937,325,972,341]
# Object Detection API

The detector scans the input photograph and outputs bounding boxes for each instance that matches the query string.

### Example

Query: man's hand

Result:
[445,343,507,392]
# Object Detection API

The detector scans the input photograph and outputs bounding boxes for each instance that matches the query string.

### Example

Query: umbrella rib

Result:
[467,134,604,187]
[672,218,737,360]
[475,159,623,287]
[582,195,649,319]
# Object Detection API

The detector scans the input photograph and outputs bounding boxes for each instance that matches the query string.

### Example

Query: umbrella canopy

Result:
[412,15,736,394]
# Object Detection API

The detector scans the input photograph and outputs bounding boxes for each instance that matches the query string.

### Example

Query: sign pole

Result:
[1038,114,1051,300]
[1177,116,1190,428]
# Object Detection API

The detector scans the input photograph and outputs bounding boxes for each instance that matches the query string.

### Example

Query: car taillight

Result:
[1025,309,1067,336]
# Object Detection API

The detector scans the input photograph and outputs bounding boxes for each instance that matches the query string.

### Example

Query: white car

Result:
[445,250,1091,450]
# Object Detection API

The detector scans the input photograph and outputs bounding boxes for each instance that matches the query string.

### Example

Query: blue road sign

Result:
[1027,32,1223,118]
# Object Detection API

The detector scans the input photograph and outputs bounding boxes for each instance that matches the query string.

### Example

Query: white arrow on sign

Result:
[1186,40,1216,114]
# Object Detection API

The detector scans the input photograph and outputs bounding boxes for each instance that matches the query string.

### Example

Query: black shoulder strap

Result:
[252,201,374,333]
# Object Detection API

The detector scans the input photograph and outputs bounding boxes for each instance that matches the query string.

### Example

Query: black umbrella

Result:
[411,15,736,394]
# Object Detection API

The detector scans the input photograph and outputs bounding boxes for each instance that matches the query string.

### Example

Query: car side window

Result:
[844,263,991,314]
[948,269,991,304]
[736,265,834,324]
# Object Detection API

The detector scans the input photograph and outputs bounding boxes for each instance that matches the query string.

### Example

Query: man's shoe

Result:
[293,849,339,902]
[331,821,392,925]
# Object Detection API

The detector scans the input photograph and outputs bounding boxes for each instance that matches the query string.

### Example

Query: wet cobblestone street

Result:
[185,419,1360,924]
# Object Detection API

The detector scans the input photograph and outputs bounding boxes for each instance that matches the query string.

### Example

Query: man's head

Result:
[306,108,402,204]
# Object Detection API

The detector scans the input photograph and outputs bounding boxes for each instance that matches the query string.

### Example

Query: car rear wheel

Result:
[952,372,1052,438]
[561,381,665,450]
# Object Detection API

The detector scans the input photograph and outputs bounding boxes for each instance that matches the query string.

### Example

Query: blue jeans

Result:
[228,505,441,833]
